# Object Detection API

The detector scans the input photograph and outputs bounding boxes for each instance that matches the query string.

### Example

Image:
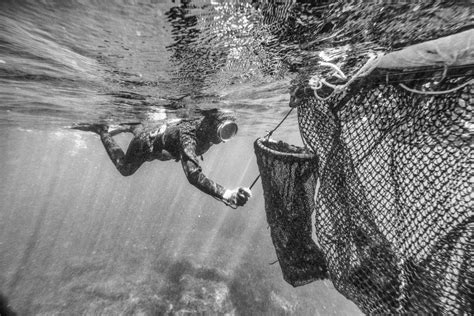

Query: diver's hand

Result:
[223,187,252,207]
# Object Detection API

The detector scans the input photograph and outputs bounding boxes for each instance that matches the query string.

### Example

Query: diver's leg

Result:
[71,123,140,136]
[99,132,145,176]
[108,126,131,137]
[108,123,142,136]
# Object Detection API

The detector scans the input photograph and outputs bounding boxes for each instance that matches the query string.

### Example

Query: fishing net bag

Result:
[292,34,473,314]
[254,138,328,287]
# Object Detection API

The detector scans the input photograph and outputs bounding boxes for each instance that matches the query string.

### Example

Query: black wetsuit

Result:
[99,119,226,199]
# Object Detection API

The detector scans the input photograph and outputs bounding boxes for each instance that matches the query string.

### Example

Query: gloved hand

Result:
[223,187,252,207]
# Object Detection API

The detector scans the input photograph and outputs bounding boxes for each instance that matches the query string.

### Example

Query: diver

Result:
[72,109,252,208]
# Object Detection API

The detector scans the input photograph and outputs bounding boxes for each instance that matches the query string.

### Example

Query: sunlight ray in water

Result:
[201,152,261,269]
[2,0,468,314]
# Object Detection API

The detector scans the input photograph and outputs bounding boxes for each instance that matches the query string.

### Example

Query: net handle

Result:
[248,107,295,190]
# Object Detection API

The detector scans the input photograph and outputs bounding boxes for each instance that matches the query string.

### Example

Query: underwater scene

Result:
[0,0,363,314]
[1,0,471,315]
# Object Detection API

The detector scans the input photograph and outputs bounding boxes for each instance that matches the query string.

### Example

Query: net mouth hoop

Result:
[255,138,316,160]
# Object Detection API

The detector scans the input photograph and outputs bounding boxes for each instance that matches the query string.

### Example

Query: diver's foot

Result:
[70,123,109,134]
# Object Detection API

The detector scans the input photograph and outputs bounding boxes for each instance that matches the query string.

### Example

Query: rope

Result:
[398,79,473,95]
[309,52,383,100]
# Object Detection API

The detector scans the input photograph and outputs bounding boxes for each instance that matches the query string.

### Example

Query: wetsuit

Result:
[98,119,226,200]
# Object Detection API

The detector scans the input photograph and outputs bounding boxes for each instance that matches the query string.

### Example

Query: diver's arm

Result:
[181,158,227,199]
[179,132,226,199]
[179,129,252,207]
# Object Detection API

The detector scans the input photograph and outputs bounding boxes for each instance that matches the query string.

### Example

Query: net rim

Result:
[292,63,473,102]
[255,138,316,161]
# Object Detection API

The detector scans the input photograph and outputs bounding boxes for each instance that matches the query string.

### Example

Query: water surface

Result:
[0,0,378,314]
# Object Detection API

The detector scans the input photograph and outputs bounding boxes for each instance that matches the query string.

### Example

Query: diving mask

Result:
[217,120,238,142]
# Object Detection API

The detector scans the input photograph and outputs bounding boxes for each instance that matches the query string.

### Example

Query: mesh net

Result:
[254,139,328,287]
[298,70,472,314]
[255,47,473,313]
